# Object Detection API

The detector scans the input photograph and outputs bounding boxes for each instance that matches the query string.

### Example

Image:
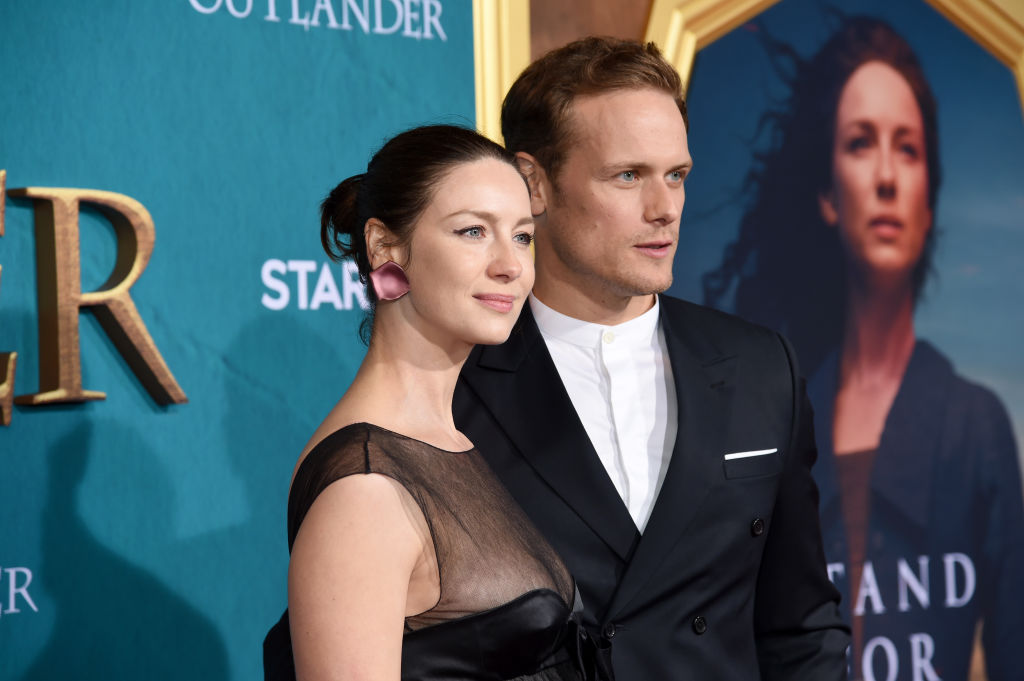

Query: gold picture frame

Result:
[470,0,1024,143]
[472,0,531,143]
[643,0,1024,114]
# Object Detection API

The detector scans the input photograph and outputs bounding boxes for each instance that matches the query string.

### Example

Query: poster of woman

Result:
[669,2,1024,680]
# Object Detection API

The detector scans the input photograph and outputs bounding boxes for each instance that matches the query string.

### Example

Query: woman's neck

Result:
[830,278,917,455]
[330,309,474,451]
[840,279,916,385]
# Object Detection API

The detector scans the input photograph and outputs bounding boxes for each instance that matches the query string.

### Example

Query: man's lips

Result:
[634,241,674,257]
[474,293,516,313]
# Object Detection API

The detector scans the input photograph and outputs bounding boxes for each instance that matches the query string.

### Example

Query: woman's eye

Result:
[458,226,484,238]
[847,136,871,152]
[514,232,534,245]
[900,143,920,160]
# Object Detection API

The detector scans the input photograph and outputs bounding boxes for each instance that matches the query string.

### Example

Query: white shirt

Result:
[530,294,678,532]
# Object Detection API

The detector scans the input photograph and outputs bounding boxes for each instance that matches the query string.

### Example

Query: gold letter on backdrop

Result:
[0,352,15,426]
[7,186,187,406]
[0,169,16,425]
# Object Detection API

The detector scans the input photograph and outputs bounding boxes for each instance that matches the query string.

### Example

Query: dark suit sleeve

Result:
[754,333,850,680]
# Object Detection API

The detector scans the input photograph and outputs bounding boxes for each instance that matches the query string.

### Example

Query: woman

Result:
[704,17,1024,681]
[263,125,609,680]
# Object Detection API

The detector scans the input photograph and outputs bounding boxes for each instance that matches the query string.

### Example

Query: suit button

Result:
[602,623,616,639]
[692,616,707,635]
[751,517,765,536]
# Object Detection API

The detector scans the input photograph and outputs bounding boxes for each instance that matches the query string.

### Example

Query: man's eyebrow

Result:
[598,160,694,174]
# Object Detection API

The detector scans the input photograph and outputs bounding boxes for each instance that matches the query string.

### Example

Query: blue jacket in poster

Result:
[809,340,1024,681]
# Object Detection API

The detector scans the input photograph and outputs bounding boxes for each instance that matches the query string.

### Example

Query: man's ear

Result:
[818,189,838,227]
[364,218,403,268]
[515,152,551,217]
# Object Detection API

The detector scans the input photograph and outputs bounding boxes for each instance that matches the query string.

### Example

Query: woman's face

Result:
[819,61,932,290]
[396,158,534,348]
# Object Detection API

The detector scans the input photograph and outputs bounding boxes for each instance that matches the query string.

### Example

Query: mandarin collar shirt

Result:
[530,294,678,532]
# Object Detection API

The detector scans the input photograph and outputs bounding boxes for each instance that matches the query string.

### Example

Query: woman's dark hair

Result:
[320,124,520,341]
[702,15,941,374]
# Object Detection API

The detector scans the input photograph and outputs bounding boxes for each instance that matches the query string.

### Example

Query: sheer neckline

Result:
[321,422,475,456]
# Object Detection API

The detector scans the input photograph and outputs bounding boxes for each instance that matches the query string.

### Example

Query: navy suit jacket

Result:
[454,296,849,680]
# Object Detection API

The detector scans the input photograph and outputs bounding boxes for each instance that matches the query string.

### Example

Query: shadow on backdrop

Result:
[174,314,353,679]
[22,419,229,680]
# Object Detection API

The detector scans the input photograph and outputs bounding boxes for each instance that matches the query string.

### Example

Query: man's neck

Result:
[532,278,656,326]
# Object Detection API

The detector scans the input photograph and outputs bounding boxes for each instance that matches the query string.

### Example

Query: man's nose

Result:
[644,180,682,225]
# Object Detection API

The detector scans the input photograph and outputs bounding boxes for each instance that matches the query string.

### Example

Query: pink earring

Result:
[368,261,410,301]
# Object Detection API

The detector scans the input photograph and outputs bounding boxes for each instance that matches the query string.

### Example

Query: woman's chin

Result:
[463,324,518,347]
[849,260,916,294]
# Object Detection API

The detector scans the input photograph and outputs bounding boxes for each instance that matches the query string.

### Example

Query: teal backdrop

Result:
[0,1,474,678]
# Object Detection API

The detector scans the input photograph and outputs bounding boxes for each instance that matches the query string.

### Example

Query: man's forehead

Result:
[565,88,689,160]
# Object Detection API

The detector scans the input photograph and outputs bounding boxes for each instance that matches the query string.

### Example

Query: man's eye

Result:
[619,171,637,182]
[668,171,683,182]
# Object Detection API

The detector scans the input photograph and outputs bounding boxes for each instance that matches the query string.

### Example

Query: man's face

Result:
[532,88,692,308]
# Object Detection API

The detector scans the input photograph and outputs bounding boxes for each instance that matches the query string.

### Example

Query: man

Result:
[454,37,850,679]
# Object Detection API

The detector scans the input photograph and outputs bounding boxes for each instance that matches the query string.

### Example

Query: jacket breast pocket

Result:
[723,450,782,479]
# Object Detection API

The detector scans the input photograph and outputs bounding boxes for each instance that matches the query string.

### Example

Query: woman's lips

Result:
[634,241,674,258]
[869,215,904,237]
[872,216,905,232]
[474,293,516,313]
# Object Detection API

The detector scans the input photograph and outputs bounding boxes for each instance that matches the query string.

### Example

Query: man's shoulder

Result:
[658,294,783,351]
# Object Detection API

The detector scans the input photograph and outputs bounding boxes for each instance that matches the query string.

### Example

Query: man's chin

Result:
[619,275,673,298]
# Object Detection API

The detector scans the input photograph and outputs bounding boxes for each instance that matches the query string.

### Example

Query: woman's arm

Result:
[288,473,436,681]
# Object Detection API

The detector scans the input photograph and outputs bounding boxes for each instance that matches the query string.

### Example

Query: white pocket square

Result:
[723,448,778,461]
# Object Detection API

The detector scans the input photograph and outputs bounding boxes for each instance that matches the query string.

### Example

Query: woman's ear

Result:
[818,190,838,227]
[364,218,402,268]
[515,152,550,217]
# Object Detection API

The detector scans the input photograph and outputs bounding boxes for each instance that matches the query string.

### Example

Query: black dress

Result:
[263,423,611,681]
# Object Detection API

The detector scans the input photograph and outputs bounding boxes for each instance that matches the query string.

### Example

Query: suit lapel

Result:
[871,341,945,533]
[607,300,737,618]
[807,350,841,520]
[462,306,640,560]
[810,341,940,535]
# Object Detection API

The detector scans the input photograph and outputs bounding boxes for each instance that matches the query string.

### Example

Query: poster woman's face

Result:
[819,61,932,290]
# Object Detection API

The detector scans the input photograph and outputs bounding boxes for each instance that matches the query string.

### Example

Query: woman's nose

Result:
[876,146,896,200]
[488,240,523,281]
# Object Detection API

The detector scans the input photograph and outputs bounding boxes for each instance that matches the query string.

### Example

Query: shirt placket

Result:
[600,329,633,510]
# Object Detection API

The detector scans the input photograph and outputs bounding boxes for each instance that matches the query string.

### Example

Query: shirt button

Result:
[751,517,765,536]
[602,331,615,344]
[692,616,707,635]
[602,623,616,639]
